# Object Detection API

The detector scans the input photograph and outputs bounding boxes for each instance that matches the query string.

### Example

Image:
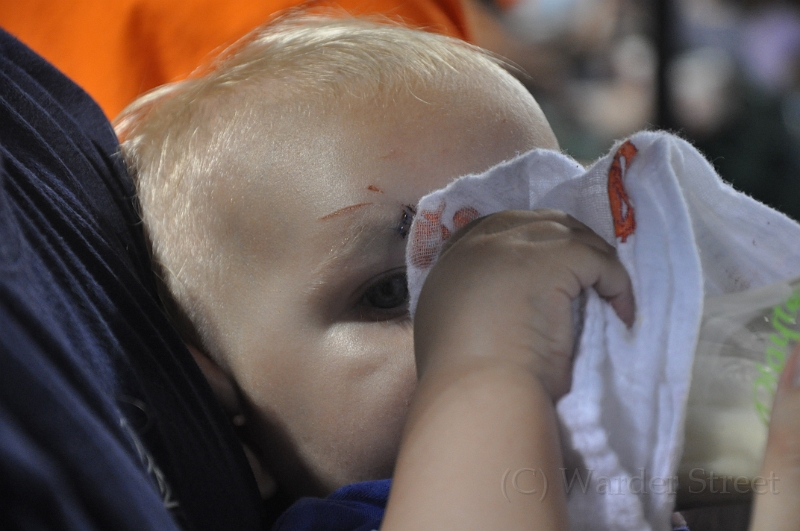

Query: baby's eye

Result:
[363,272,409,310]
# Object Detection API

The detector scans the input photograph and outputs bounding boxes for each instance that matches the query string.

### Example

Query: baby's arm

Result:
[749,344,800,531]
[382,210,635,531]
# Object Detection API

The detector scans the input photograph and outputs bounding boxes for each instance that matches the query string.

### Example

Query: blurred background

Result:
[482,0,800,221]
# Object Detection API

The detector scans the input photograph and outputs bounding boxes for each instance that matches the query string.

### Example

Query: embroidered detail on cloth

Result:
[608,140,638,242]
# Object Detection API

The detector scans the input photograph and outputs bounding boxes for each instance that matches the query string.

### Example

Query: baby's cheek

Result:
[359,328,417,471]
[311,324,417,488]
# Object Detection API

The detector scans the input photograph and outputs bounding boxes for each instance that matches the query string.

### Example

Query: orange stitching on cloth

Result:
[410,203,446,268]
[608,140,638,242]
[409,205,481,268]
[452,207,480,231]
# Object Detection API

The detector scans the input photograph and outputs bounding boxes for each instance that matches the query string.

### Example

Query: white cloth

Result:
[405,130,800,531]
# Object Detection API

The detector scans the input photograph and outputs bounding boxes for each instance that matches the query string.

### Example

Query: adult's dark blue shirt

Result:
[0,29,262,531]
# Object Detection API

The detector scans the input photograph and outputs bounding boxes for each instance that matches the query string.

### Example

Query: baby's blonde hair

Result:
[115,14,514,352]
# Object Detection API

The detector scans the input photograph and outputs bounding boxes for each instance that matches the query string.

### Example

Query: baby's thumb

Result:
[749,345,800,531]
[587,250,635,328]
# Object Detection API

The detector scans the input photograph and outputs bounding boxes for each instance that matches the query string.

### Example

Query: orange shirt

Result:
[0,0,469,119]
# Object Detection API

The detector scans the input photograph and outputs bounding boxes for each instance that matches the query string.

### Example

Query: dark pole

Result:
[656,0,676,130]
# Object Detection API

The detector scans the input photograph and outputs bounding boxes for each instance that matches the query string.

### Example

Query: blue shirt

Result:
[0,28,262,531]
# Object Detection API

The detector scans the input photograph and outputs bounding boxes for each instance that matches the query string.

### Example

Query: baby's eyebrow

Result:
[318,202,374,221]
[310,204,404,283]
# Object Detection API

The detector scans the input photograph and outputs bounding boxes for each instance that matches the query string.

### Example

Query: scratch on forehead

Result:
[318,202,374,221]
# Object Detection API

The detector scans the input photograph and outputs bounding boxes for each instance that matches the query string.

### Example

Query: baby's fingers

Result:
[455,210,635,327]
[750,345,800,531]
[551,238,635,328]
[441,209,615,258]
[582,246,635,327]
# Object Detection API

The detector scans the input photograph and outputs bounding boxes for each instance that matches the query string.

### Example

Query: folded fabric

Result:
[405,130,800,531]
[272,480,390,531]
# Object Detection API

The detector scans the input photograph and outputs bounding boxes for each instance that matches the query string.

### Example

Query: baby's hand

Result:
[384,210,633,531]
[414,209,635,399]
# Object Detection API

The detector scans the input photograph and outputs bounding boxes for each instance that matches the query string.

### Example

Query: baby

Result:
[114,13,649,530]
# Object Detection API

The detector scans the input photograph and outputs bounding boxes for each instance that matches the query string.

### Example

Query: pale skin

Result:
[190,66,561,503]
[749,343,800,531]
[184,62,800,529]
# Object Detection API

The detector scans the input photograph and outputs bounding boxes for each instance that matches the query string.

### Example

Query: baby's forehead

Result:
[230,65,541,143]
[206,64,551,243]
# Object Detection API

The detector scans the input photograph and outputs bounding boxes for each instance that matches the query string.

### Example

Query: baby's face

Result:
[207,71,557,500]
